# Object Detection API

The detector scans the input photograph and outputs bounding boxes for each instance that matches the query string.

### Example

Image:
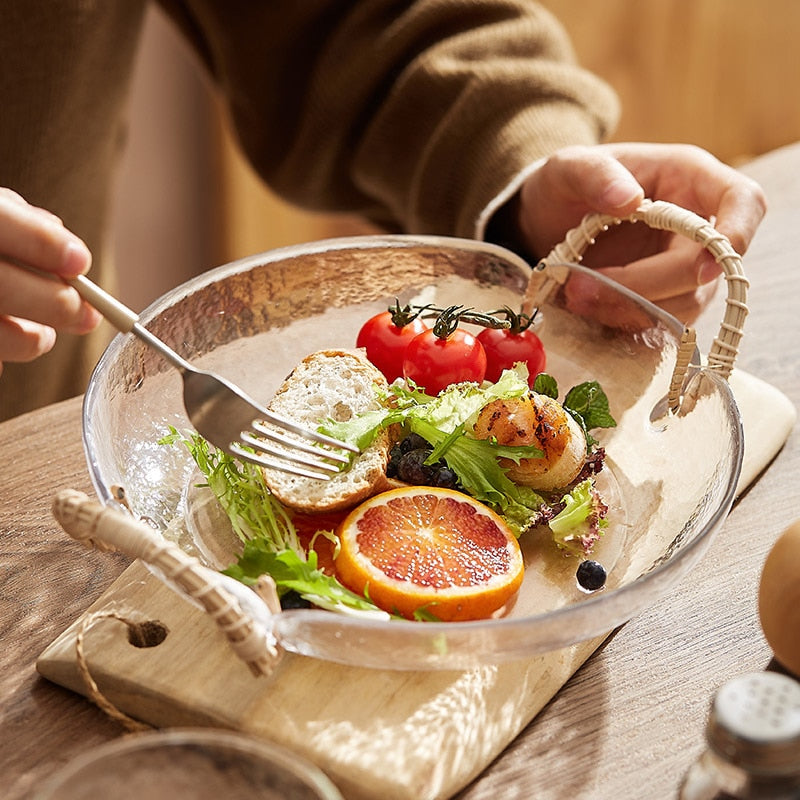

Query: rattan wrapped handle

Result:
[52,489,281,677]
[523,199,748,395]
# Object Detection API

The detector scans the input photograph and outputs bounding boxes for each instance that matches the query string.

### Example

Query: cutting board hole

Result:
[126,619,169,648]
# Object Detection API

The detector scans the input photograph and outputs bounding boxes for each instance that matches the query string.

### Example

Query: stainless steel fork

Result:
[70,275,358,480]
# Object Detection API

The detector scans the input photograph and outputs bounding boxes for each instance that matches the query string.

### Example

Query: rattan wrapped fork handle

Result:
[52,489,280,677]
[522,199,749,394]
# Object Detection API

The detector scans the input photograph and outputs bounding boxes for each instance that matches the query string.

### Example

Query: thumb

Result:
[568,152,645,215]
[517,147,647,259]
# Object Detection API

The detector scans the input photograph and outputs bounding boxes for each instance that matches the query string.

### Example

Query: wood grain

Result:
[36,562,611,800]
[1,144,799,799]
[0,401,129,799]
[456,143,800,798]
[542,0,800,164]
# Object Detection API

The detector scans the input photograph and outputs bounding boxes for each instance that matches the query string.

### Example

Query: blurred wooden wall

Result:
[114,2,800,307]
[542,0,800,163]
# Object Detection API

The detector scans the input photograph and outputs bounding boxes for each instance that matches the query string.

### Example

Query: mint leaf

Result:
[563,381,617,431]
[533,372,559,398]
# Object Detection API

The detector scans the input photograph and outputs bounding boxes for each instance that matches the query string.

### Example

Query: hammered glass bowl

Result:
[81,234,743,670]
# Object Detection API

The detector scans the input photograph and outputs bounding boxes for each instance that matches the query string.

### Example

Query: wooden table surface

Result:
[2,143,799,800]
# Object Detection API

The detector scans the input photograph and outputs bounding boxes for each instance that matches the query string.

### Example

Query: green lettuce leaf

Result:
[223,543,386,617]
[159,427,302,552]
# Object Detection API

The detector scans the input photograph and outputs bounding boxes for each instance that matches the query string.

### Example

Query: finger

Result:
[562,271,655,332]
[574,144,761,291]
[521,146,646,227]
[702,177,767,257]
[549,146,646,214]
[0,188,29,207]
[564,266,720,331]
[0,188,66,228]
[0,259,101,333]
[591,237,710,302]
[0,315,57,363]
[0,191,91,277]
[656,281,720,324]
[676,176,765,288]
[605,143,768,255]
[518,146,646,256]
[0,188,67,226]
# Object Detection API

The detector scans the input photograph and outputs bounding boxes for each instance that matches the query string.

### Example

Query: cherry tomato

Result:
[403,328,487,395]
[356,311,428,382]
[476,327,546,386]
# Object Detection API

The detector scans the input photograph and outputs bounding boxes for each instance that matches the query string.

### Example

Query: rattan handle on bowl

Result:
[52,489,280,677]
[522,199,748,404]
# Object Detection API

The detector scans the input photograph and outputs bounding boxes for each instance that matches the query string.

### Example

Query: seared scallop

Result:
[472,393,586,490]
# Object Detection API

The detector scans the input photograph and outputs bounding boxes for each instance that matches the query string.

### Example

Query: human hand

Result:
[514,143,767,320]
[0,189,101,375]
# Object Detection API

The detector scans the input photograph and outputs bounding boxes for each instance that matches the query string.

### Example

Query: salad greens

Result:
[321,365,614,546]
[534,372,617,449]
[159,428,387,617]
[549,478,609,555]
[160,364,616,616]
[225,545,386,617]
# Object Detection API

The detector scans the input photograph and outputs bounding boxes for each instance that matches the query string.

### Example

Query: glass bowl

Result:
[82,235,743,670]
[33,728,344,800]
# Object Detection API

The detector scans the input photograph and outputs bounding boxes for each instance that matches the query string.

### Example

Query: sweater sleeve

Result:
[158,0,619,239]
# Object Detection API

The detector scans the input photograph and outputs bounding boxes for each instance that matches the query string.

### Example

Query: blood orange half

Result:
[334,486,524,621]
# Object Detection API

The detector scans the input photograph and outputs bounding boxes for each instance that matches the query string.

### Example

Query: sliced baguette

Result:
[262,349,392,513]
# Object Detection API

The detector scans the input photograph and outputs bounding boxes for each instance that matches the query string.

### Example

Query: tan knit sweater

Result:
[0,0,618,419]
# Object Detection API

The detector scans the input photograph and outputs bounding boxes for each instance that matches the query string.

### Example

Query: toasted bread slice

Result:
[262,349,392,513]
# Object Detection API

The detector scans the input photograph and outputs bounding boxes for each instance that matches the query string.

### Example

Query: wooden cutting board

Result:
[37,370,795,800]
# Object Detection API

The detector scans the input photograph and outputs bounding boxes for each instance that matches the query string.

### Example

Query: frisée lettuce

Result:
[159,428,388,617]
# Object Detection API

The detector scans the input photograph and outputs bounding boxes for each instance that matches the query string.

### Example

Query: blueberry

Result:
[576,560,607,592]
[280,590,312,610]
[400,432,430,453]
[431,466,459,490]
[386,444,403,478]
[396,448,433,484]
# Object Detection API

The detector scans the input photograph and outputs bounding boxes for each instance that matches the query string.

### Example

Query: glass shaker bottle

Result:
[678,671,800,799]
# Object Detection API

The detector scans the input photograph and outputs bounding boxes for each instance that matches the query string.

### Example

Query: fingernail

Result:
[698,256,722,285]
[78,304,103,333]
[602,179,641,210]
[62,239,92,276]
[40,326,57,354]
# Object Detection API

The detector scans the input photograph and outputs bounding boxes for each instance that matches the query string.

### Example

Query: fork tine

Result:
[228,442,339,480]
[181,369,359,477]
[183,369,359,457]
[256,409,360,453]
[246,420,352,464]
[238,430,346,473]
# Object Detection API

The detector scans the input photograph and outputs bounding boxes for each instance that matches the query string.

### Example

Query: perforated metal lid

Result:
[707,672,800,776]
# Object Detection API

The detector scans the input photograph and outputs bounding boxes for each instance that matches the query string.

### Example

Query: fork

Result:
[70,274,359,480]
